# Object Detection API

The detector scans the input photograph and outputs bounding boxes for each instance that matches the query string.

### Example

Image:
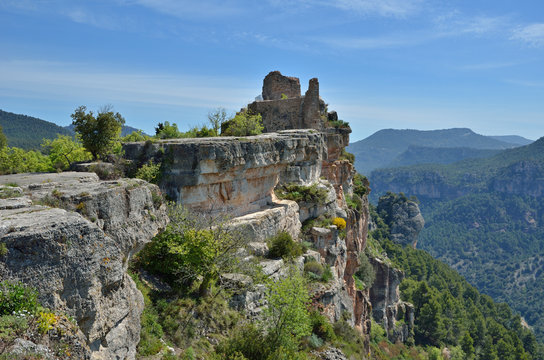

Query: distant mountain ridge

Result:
[0,109,146,151]
[347,128,533,175]
[0,109,73,150]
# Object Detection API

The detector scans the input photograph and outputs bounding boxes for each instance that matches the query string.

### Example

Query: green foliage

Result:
[352,172,368,197]
[140,205,246,296]
[354,253,376,289]
[281,93,288,100]
[368,198,542,359]
[42,134,92,170]
[221,110,263,136]
[0,281,39,315]
[326,119,350,129]
[264,267,312,351]
[121,130,151,142]
[71,105,125,160]
[0,146,52,174]
[309,310,336,342]
[131,271,165,356]
[0,125,6,149]
[304,260,323,277]
[155,121,184,139]
[268,231,303,259]
[0,243,7,257]
[275,183,328,204]
[339,148,354,164]
[135,160,162,184]
[418,192,544,339]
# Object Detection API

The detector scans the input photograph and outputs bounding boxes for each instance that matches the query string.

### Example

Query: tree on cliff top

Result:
[71,105,125,160]
[221,109,263,136]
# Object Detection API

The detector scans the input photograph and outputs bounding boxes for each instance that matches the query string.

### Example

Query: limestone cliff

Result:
[0,172,168,359]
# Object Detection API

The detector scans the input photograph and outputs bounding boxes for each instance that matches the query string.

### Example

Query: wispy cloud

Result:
[0,60,256,109]
[268,0,424,18]
[503,79,544,88]
[127,0,245,19]
[433,11,507,37]
[458,61,523,71]
[511,23,544,47]
[314,32,426,50]
[328,0,424,18]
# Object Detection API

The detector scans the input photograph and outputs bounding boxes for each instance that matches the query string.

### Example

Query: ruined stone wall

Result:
[249,97,303,132]
[248,71,324,133]
[262,70,301,100]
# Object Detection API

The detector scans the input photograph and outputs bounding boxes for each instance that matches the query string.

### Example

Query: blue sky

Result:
[1,0,543,142]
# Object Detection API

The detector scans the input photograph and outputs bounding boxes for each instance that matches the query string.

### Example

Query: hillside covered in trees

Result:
[369,138,544,340]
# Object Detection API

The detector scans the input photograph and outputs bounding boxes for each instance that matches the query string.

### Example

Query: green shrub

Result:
[326,119,350,129]
[355,253,376,289]
[268,232,303,259]
[353,173,368,197]
[304,260,324,277]
[215,323,270,360]
[0,281,39,315]
[309,310,336,342]
[275,183,328,204]
[0,243,7,257]
[135,160,162,184]
[339,149,355,164]
[222,110,263,136]
[321,266,333,283]
[346,194,362,211]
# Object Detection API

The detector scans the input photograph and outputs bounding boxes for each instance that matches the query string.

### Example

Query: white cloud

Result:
[433,11,507,37]
[331,0,423,17]
[127,0,245,19]
[511,23,544,47]
[0,60,256,109]
[268,0,424,18]
[314,33,425,49]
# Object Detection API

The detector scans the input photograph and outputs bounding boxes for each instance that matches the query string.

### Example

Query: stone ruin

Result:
[248,70,339,132]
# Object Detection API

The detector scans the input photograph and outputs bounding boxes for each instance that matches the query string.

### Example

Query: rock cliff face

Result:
[0,172,168,359]
[123,130,326,217]
[377,193,424,247]
[369,258,414,343]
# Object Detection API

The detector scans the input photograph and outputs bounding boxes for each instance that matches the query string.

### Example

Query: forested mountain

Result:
[347,128,531,174]
[369,137,544,339]
[387,146,501,168]
[0,109,72,150]
[368,199,542,359]
[0,109,146,151]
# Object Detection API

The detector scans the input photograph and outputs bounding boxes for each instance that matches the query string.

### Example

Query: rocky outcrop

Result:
[377,193,424,247]
[123,130,326,217]
[0,172,168,360]
[369,258,414,343]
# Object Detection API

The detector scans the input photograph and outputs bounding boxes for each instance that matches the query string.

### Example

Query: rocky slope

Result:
[0,172,168,359]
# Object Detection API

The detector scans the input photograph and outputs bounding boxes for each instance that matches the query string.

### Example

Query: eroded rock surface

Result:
[123,130,326,217]
[0,172,168,360]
